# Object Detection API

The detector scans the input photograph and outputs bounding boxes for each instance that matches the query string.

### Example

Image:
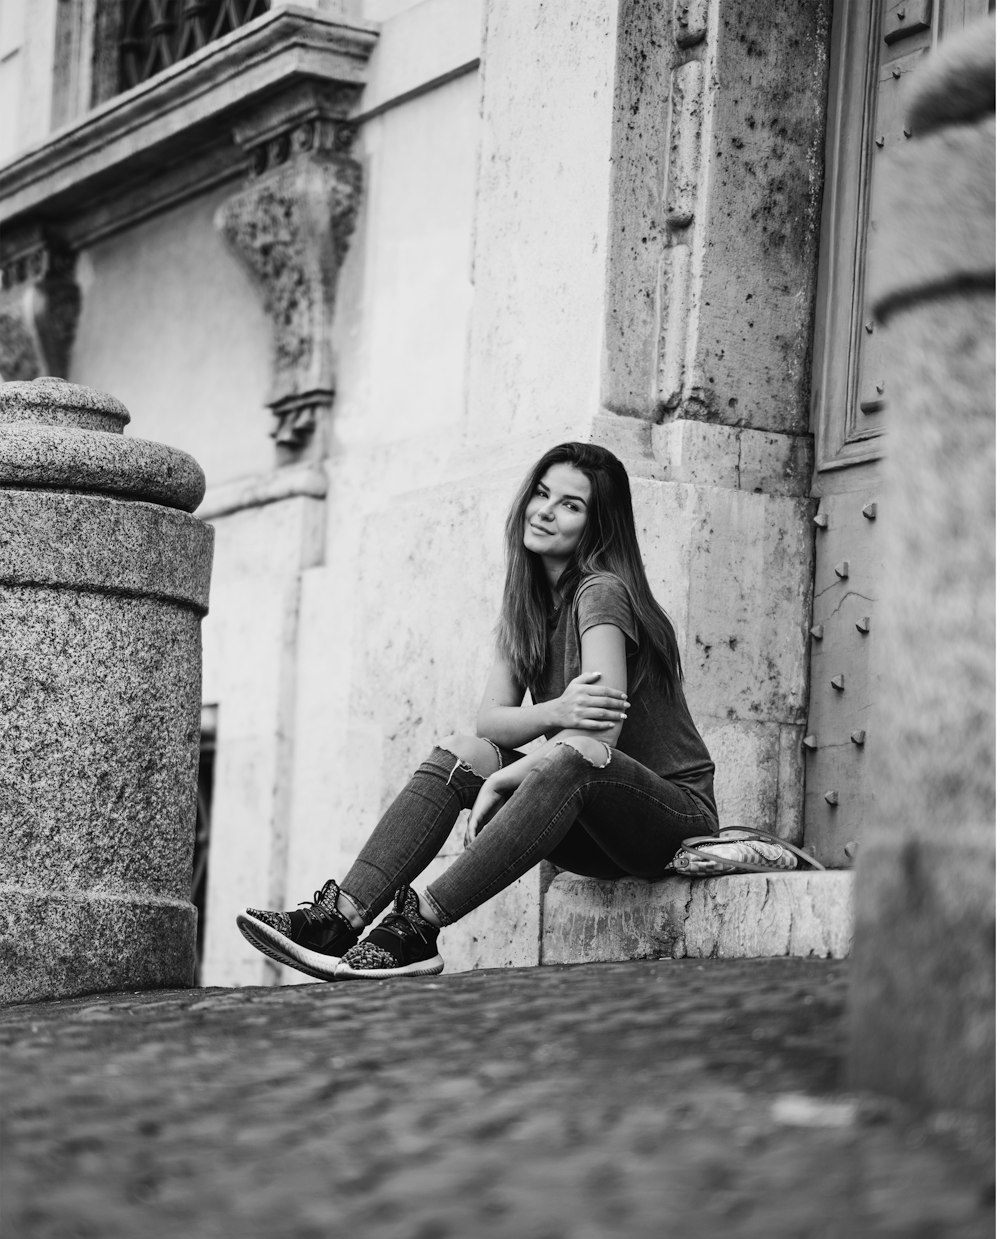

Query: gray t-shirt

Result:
[534,573,718,822]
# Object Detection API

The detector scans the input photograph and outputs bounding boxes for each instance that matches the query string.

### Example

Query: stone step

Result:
[542,871,854,964]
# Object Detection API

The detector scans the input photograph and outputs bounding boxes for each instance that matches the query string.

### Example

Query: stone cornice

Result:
[0,6,378,243]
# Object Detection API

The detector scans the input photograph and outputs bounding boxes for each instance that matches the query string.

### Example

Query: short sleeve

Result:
[574,574,638,647]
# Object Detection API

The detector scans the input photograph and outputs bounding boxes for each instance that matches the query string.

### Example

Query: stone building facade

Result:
[0,0,991,989]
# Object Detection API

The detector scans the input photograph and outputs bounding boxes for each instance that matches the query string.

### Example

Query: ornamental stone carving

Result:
[216,86,362,453]
[0,232,81,382]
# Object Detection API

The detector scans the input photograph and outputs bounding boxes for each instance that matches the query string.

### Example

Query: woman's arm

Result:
[475,645,630,750]
[468,625,629,836]
[474,657,550,749]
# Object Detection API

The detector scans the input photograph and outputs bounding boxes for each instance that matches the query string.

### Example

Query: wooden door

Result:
[804,0,992,865]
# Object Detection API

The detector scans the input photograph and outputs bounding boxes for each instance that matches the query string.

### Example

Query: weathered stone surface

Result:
[0,587,205,1002]
[419,849,541,973]
[542,872,854,965]
[849,20,995,1114]
[0,380,213,1003]
[198,496,323,988]
[700,720,782,833]
[466,0,617,437]
[667,483,813,725]
[652,419,742,488]
[736,428,813,497]
[0,423,206,512]
[650,420,812,496]
[776,722,807,845]
[0,489,213,610]
[660,1,831,432]
[0,590,203,894]
[0,890,195,1006]
[0,376,129,432]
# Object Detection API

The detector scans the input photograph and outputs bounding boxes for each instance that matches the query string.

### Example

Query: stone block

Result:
[467,0,617,436]
[542,871,854,965]
[199,576,304,988]
[602,0,674,417]
[650,421,812,497]
[651,419,741,489]
[419,857,541,973]
[0,490,212,610]
[683,486,813,724]
[0,423,205,511]
[0,889,195,1007]
[688,2,830,434]
[736,428,812,497]
[776,723,806,846]
[363,0,484,116]
[699,720,780,832]
[197,495,327,987]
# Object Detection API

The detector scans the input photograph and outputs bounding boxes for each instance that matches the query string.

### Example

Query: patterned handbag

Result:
[669,827,826,876]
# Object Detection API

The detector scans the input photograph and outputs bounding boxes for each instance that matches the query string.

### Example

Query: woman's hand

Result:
[549,671,629,731]
[464,774,512,846]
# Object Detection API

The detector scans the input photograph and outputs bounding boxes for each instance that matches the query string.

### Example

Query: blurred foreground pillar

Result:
[0,378,214,1003]
[849,17,995,1112]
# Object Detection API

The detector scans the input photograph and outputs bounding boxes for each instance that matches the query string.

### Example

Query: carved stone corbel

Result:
[0,230,81,382]
[216,84,363,455]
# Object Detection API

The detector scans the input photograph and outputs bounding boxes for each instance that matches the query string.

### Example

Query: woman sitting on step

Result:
[237,442,718,980]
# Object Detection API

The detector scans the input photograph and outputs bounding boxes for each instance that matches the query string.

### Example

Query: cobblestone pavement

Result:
[0,958,993,1239]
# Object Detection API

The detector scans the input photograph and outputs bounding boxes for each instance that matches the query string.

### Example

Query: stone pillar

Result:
[848,17,995,1112]
[0,377,214,1004]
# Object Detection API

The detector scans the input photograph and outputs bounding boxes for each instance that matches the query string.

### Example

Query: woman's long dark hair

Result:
[496,442,683,698]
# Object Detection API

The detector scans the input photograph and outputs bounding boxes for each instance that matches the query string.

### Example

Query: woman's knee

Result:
[437,732,502,778]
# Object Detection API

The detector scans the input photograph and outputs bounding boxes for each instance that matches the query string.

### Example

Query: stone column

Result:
[848,17,995,1112]
[0,378,214,1004]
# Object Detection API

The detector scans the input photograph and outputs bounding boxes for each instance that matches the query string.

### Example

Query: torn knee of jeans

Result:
[553,736,613,769]
[438,753,475,786]
[438,734,502,783]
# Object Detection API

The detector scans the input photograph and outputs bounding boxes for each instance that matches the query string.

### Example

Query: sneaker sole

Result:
[236,913,350,982]
[334,954,445,980]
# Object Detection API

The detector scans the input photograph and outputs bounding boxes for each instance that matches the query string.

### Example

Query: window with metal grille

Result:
[120,0,271,93]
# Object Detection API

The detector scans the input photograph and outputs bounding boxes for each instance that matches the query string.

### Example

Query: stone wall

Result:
[0,1,839,986]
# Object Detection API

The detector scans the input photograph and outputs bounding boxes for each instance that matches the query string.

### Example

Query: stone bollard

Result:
[0,378,214,1003]
[848,18,995,1112]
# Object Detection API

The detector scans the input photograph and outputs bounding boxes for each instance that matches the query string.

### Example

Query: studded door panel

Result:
[803,0,990,865]
[805,479,884,864]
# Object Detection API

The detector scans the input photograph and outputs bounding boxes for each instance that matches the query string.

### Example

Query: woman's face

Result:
[523,463,592,571]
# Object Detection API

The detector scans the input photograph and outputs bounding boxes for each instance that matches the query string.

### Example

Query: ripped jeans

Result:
[340,740,716,927]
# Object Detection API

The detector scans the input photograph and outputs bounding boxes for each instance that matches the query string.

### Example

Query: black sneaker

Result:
[236,879,360,981]
[334,886,444,979]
